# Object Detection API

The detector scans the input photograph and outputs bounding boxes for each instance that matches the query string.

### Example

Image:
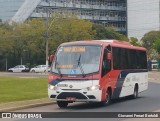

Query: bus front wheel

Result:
[57,101,68,108]
[101,90,111,106]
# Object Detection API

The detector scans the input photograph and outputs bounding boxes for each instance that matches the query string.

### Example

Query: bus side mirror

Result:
[49,55,54,63]
[106,53,111,60]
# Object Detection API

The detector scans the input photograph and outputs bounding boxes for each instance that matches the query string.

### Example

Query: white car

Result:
[30,65,50,73]
[8,65,29,72]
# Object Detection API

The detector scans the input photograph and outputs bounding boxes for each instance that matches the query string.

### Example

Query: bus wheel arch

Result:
[101,87,112,105]
[107,87,112,102]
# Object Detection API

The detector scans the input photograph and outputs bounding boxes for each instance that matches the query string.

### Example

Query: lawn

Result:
[0,76,48,103]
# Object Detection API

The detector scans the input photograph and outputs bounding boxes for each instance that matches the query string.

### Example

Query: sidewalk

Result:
[148,71,160,83]
[0,71,160,112]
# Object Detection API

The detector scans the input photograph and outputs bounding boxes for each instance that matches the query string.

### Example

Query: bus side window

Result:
[102,46,111,77]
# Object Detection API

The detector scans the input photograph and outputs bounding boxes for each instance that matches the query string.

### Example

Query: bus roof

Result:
[61,40,146,51]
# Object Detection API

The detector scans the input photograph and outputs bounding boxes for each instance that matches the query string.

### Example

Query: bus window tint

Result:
[112,47,147,70]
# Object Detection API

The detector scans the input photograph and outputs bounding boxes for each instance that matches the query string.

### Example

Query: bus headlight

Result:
[48,84,57,90]
[86,85,99,91]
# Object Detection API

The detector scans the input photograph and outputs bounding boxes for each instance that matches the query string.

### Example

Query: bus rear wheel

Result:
[57,101,68,108]
[132,85,138,99]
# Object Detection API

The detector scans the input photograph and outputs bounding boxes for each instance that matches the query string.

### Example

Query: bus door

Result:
[101,45,112,100]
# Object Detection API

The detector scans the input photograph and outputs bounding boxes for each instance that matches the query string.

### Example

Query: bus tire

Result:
[57,101,68,108]
[101,89,111,106]
[132,85,138,99]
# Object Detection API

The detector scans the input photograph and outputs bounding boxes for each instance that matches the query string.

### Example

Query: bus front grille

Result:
[57,92,87,99]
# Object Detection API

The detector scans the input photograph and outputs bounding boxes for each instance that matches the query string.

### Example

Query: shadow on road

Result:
[66,96,145,110]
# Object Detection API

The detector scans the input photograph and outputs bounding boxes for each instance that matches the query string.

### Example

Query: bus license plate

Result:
[66,97,76,101]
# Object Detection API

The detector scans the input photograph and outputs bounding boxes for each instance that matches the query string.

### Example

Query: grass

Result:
[0,76,48,103]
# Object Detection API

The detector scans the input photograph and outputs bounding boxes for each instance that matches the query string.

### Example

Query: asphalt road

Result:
[1,73,160,121]
[6,82,159,121]
[14,82,160,113]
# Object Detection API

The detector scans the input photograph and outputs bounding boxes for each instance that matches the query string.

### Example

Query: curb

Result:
[148,78,160,84]
[0,99,55,112]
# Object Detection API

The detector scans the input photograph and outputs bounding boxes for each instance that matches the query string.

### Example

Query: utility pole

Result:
[45,5,56,73]
[46,9,49,73]
[45,1,55,73]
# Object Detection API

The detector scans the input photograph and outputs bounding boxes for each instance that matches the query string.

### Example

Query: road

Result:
[0,72,160,121]
[14,82,160,112]
[4,82,158,121]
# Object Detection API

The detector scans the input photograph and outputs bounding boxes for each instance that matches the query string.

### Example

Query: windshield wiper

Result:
[55,58,62,77]
[77,54,86,77]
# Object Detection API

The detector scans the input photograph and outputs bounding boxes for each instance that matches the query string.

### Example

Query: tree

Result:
[141,31,160,59]
[0,22,14,70]
[92,24,106,39]
[105,26,129,41]
[154,38,160,56]
[0,13,96,70]
[92,24,129,41]
[49,13,95,52]
[130,37,141,46]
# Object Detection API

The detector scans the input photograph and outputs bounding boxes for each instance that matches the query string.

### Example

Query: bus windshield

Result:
[51,45,102,76]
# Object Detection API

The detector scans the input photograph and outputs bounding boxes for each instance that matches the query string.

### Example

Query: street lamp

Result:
[45,8,55,73]
[45,10,49,74]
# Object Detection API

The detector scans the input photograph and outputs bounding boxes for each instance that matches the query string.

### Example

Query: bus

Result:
[48,40,148,108]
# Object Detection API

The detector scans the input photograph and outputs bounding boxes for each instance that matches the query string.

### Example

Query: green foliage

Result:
[106,27,129,41]
[141,31,160,59]
[92,24,129,41]
[0,13,95,70]
[0,13,130,71]
[45,13,95,56]
[130,37,141,46]
[92,24,106,39]
[154,38,160,55]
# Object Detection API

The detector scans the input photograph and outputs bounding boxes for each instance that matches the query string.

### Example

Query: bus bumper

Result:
[48,88,102,102]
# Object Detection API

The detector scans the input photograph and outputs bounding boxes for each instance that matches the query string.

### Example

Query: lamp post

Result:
[45,7,55,73]
[46,10,49,73]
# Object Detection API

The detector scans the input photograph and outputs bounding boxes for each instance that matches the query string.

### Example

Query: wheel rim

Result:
[135,90,137,97]
[134,87,138,98]
[106,92,110,104]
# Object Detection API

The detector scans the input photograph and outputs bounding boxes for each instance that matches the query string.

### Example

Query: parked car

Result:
[8,65,29,72]
[30,65,50,73]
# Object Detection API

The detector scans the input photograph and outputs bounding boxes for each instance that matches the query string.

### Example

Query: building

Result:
[11,0,127,35]
[0,0,25,21]
[3,0,160,39]
[127,0,160,40]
